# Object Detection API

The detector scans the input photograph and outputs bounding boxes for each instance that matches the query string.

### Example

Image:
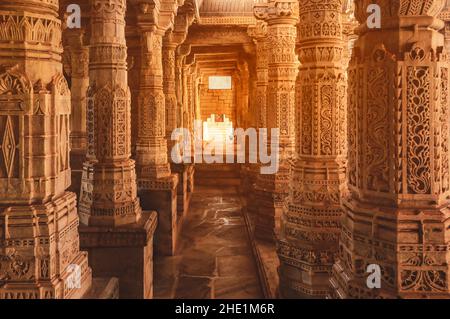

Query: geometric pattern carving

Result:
[1,116,17,178]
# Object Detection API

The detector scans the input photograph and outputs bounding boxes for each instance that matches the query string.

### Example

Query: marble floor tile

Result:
[154,176,264,299]
[213,277,264,299]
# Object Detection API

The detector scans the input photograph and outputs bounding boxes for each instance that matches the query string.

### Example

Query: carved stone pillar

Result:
[163,33,178,154]
[164,22,195,219]
[127,31,142,157]
[64,29,89,194]
[176,50,187,129]
[178,44,192,131]
[183,61,196,195]
[247,21,269,219]
[0,0,92,299]
[237,61,250,129]
[172,43,194,217]
[186,65,196,134]
[78,0,156,299]
[277,0,347,298]
[253,0,299,242]
[80,0,141,227]
[135,22,179,256]
[239,60,258,198]
[331,0,450,298]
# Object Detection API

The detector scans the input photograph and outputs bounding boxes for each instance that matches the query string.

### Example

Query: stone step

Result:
[195,169,240,178]
[195,163,241,172]
[195,177,241,187]
[195,163,241,186]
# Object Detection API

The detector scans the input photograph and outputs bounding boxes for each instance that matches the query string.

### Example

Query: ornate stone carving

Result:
[253,0,299,242]
[79,0,142,227]
[63,27,89,194]
[135,24,173,183]
[331,0,450,299]
[0,0,92,299]
[278,0,348,299]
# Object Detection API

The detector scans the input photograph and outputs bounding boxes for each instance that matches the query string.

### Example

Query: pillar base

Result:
[277,199,341,299]
[253,188,286,242]
[253,166,291,243]
[0,192,92,299]
[277,238,334,299]
[171,163,193,218]
[79,160,142,227]
[331,198,450,299]
[138,174,179,256]
[244,166,261,218]
[241,165,259,194]
[0,251,92,299]
[79,211,157,299]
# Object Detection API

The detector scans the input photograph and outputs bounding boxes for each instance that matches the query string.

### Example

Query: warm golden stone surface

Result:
[1,0,450,299]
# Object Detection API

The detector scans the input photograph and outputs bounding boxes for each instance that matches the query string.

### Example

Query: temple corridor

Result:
[154,164,264,299]
[3,0,450,300]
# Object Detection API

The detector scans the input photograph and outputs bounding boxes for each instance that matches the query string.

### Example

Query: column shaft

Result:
[79,0,141,227]
[278,0,347,298]
[135,29,172,180]
[247,21,269,221]
[65,29,89,194]
[254,0,299,242]
[163,39,178,150]
[135,24,178,256]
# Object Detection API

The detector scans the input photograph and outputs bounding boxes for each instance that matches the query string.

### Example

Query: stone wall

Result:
[199,84,236,123]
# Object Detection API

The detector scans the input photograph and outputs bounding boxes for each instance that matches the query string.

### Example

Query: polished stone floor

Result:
[154,184,264,299]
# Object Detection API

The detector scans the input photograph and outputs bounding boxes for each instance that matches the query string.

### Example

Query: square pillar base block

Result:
[79,211,157,299]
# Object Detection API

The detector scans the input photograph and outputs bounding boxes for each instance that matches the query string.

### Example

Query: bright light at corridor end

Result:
[208,76,232,90]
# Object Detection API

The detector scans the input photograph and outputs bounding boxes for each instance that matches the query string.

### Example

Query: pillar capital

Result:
[253,0,298,242]
[254,0,299,24]
[171,7,196,45]
[178,43,192,58]
[248,20,268,40]
[135,0,178,33]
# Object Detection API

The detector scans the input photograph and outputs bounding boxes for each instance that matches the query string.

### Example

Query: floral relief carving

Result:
[332,0,450,299]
